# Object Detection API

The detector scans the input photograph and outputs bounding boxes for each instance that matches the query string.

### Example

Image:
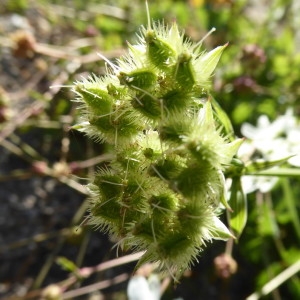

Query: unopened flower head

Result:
[73,6,240,279]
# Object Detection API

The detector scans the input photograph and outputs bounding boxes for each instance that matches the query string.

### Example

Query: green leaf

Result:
[249,167,300,177]
[228,177,247,238]
[196,44,227,82]
[245,156,295,174]
[210,96,235,140]
[220,192,232,211]
[211,216,234,240]
[56,256,78,273]
[281,178,300,239]
[257,196,279,238]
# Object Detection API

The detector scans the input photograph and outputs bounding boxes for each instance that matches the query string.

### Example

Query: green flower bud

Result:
[131,93,161,120]
[159,114,191,144]
[145,29,177,70]
[118,69,157,90]
[161,89,193,112]
[174,52,196,90]
[75,83,113,115]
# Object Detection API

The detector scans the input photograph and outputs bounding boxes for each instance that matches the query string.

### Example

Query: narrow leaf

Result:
[56,256,78,273]
[198,44,227,79]
[245,156,294,174]
[210,95,235,140]
[220,192,232,211]
[212,216,235,240]
[228,177,248,238]
[249,167,300,177]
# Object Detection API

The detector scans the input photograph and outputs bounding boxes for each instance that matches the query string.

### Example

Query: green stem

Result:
[247,168,300,177]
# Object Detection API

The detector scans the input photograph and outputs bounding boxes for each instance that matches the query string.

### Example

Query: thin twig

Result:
[23,252,144,299]
[35,43,125,63]
[246,260,300,300]
[0,228,71,253]
[78,251,144,278]
[0,101,45,145]
[62,273,129,299]
[57,252,144,292]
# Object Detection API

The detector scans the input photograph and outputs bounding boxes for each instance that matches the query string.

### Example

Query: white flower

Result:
[240,109,300,166]
[238,109,300,193]
[127,274,161,300]
[241,174,279,194]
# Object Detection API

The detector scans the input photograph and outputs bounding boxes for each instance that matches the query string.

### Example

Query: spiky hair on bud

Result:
[72,1,242,280]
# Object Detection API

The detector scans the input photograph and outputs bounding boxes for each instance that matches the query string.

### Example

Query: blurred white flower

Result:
[240,174,279,194]
[127,274,161,300]
[238,109,300,193]
[241,109,300,165]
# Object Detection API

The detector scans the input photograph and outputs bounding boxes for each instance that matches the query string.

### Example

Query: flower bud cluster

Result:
[73,19,242,278]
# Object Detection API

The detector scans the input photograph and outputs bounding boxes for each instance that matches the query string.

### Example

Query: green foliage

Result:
[5,0,28,12]
[228,177,247,238]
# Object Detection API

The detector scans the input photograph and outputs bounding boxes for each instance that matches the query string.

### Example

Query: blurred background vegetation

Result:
[0,0,299,299]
